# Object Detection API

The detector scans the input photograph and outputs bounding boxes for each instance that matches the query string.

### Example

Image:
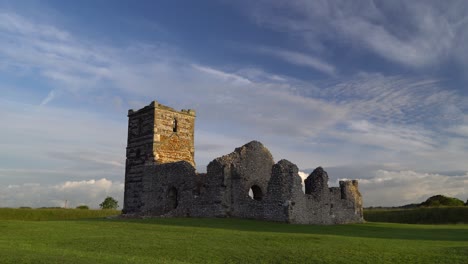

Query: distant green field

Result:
[364,207,468,224]
[0,209,467,263]
[0,208,121,221]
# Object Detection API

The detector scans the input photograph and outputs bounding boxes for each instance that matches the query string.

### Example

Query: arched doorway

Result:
[167,187,178,211]
[248,185,263,201]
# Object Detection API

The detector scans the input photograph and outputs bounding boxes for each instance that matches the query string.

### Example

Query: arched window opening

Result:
[248,185,263,201]
[167,187,178,210]
[172,118,178,132]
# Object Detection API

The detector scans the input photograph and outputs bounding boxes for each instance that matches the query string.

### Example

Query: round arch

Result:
[248,185,263,201]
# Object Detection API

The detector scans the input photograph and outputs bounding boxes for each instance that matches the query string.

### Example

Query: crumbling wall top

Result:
[304,167,329,195]
[267,159,303,201]
[211,140,274,168]
[128,100,196,116]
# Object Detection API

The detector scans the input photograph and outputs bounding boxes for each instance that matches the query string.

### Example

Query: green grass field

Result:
[0,208,121,221]
[364,207,468,224]
[0,209,467,263]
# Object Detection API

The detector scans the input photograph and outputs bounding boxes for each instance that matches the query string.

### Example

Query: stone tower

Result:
[123,100,195,213]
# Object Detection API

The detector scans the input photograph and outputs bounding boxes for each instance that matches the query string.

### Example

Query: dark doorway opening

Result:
[248,185,263,201]
[167,187,178,211]
[172,118,178,132]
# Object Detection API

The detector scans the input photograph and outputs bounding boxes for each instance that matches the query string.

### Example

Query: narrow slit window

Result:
[173,118,178,132]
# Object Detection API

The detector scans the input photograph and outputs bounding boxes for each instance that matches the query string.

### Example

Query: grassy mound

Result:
[420,195,465,207]
[364,207,468,224]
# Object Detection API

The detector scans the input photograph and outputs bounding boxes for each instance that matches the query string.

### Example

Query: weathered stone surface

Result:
[304,167,329,200]
[123,101,195,213]
[123,101,364,224]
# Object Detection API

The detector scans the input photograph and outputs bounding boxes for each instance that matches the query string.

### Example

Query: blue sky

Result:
[0,0,467,208]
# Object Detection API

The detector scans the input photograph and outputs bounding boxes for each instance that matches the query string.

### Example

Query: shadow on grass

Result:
[443,246,468,255]
[98,217,468,242]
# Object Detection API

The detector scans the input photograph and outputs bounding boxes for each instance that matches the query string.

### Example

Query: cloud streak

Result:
[40,90,55,106]
[0,12,70,41]
[255,46,336,75]
[241,0,468,68]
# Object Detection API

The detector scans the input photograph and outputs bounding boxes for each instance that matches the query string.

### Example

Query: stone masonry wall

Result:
[124,103,155,213]
[128,140,364,224]
[206,141,274,219]
[153,104,195,167]
[123,101,195,214]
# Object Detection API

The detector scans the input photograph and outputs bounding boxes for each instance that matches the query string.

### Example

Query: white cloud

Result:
[0,178,124,208]
[5,10,464,175]
[0,11,467,209]
[40,89,55,106]
[0,13,352,211]
[341,120,436,152]
[0,99,126,187]
[241,0,468,68]
[192,64,252,85]
[320,73,464,130]
[295,168,468,208]
[352,170,468,207]
[0,12,70,40]
[448,125,468,137]
[255,46,336,75]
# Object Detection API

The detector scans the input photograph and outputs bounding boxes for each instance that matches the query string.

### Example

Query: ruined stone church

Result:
[123,101,364,224]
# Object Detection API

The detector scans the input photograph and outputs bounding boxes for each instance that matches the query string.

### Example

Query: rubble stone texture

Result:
[123,101,364,224]
[123,101,195,212]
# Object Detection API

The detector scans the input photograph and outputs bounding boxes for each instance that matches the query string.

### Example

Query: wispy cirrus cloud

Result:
[340,120,436,152]
[0,12,350,186]
[0,13,112,96]
[1,10,468,208]
[254,46,336,75]
[0,99,126,186]
[191,64,252,85]
[321,73,465,126]
[0,12,70,40]
[239,0,468,69]
[40,89,56,106]
[0,11,465,160]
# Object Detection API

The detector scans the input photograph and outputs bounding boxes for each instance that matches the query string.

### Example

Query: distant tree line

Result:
[16,196,119,210]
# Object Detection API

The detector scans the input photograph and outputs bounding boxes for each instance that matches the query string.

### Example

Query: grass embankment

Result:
[364,207,468,224]
[0,208,120,221]
[0,209,467,263]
